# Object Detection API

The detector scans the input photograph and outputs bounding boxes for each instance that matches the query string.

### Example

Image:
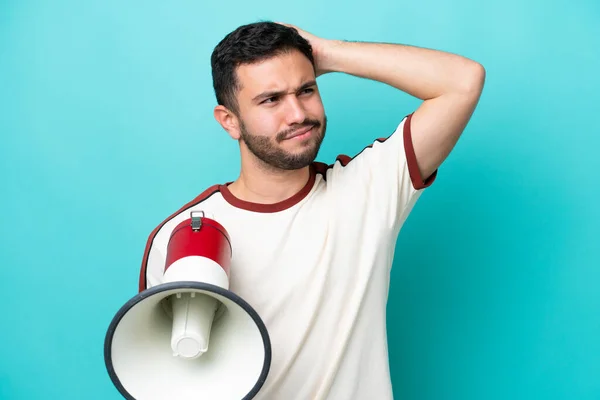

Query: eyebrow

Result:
[252,80,317,103]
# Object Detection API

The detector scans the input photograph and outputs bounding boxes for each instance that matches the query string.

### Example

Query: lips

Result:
[286,125,314,140]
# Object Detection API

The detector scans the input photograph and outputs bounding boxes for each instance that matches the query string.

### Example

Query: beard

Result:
[239,116,327,171]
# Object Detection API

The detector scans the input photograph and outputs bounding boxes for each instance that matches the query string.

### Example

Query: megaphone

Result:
[104,211,272,399]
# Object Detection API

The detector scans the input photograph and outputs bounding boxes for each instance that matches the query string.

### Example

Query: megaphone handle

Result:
[170,292,218,359]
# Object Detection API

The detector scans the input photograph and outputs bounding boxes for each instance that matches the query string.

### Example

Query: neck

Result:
[227,157,312,204]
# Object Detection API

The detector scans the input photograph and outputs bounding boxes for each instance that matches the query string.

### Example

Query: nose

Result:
[283,96,307,125]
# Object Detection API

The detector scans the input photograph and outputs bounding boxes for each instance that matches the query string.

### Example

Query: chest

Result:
[192,192,391,326]
[223,205,331,300]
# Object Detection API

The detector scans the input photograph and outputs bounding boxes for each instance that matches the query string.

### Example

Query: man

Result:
[139,21,484,399]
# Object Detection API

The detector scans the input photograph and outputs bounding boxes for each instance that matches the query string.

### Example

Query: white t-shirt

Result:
[139,112,436,399]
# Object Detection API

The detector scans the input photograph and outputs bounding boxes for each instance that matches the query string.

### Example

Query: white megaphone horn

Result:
[104,211,272,400]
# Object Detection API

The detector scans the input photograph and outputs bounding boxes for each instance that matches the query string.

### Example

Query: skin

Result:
[213,49,327,204]
[213,23,486,204]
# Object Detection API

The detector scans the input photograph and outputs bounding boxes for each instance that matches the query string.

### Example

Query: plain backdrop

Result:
[1,0,599,399]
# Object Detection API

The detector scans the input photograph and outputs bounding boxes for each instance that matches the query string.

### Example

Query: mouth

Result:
[285,125,315,140]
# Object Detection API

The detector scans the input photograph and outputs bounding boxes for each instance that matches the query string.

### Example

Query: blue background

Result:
[1,0,599,399]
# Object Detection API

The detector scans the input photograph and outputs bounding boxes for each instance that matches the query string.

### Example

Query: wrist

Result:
[316,39,345,75]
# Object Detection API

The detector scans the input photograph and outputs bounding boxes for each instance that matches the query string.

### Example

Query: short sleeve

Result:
[138,231,168,292]
[322,113,437,233]
[145,246,166,288]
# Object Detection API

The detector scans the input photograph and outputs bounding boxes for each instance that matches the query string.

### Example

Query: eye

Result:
[261,96,279,104]
[300,88,314,95]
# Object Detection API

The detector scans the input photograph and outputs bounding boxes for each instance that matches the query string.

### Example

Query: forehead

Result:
[235,50,315,101]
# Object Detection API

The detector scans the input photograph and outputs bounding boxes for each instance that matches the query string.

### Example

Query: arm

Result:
[320,40,485,180]
[280,21,486,181]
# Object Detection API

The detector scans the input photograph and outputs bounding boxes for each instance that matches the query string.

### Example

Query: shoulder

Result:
[149,184,223,237]
[313,113,433,190]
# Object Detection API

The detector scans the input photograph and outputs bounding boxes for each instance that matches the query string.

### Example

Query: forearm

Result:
[320,40,484,100]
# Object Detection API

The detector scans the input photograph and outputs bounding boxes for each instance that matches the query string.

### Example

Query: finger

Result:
[276,22,295,29]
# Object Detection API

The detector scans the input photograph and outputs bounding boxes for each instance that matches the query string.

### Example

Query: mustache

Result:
[276,119,321,142]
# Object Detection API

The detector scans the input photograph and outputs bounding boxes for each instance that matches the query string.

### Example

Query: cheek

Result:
[245,111,280,136]
[307,95,325,118]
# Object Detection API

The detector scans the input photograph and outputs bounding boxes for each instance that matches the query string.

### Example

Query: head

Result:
[211,21,327,171]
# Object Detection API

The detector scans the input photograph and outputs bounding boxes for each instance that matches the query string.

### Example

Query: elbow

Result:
[472,62,486,88]
[461,62,486,95]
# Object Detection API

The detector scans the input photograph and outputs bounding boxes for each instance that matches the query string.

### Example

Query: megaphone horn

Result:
[104,211,271,400]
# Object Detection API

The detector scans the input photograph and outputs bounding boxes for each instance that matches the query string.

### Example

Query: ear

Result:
[213,105,241,140]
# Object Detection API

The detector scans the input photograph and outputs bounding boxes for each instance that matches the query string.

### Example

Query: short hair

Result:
[210,21,315,115]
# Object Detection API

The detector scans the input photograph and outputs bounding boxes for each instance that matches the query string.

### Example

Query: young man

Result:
[140,21,484,399]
